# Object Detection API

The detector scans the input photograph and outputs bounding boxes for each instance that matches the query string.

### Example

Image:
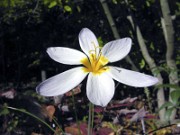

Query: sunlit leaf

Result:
[64,5,72,12]
[139,59,145,69]
[43,0,49,5]
[146,1,150,7]
[112,0,118,4]
[48,1,57,8]
[97,36,104,47]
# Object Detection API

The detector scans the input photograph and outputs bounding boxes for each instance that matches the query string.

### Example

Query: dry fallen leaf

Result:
[97,127,114,135]
[65,127,83,135]
[0,88,16,99]
[65,123,89,135]
[46,105,55,121]
[31,132,43,135]
[65,84,82,97]
[117,108,137,115]
[130,107,147,122]
[117,97,137,104]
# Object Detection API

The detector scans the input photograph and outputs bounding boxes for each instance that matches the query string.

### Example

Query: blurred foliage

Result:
[0,103,10,116]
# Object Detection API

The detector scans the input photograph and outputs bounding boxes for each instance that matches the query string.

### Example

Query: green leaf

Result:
[0,103,10,115]
[43,0,49,5]
[155,84,180,91]
[0,107,9,115]
[97,37,104,47]
[158,102,174,111]
[64,5,72,12]
[164,107,175,121]
[139,59,145,69]
[150,42,155,50]
[146,1,150,7]
[112,0,118,4]
[170,90,180,105]
[76,5,81,12]
[48,1,57,8]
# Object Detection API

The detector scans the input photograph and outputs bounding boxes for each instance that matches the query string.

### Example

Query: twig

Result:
[26,0,40,23]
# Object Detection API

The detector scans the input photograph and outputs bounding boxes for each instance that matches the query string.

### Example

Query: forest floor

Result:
[0,86,180,135]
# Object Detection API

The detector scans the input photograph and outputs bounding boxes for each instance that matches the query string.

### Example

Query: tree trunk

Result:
[127,15,165,121]
[99,0,165,120]
[41,70,47,81]
[160,0,179,121]
[99,0,138,71]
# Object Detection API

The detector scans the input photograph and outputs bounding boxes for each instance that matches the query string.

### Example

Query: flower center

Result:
[81,47,109,75]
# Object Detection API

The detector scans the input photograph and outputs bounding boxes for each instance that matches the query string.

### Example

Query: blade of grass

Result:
[7,106,57,133]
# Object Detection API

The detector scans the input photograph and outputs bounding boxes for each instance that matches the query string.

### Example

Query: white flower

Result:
[36,28,158,107]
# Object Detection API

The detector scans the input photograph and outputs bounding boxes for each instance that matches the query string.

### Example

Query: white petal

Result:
[36,67,88,96]
[86,73,115,107]
[102,38,132,62]
[47,47,87,65]
[79,28,99,57]
[108,66,159,87]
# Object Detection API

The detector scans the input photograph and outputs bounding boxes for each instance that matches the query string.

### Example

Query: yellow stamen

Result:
[81,48,109,75]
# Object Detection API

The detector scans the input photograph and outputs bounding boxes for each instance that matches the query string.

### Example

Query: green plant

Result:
[158,84,180,121]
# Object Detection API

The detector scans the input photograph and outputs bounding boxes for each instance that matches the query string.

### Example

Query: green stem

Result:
[72,91,81,135]
[88,103,92,135]
[52,117,64,133]
[88,102,94,135]
[7,106,56,133]
[91,104,94,130]
[148,123,177,134]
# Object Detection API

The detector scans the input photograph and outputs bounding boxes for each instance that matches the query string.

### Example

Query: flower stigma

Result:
[81,42,109,75]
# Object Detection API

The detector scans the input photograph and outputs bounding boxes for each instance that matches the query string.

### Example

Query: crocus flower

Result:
[36,28,158,107]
